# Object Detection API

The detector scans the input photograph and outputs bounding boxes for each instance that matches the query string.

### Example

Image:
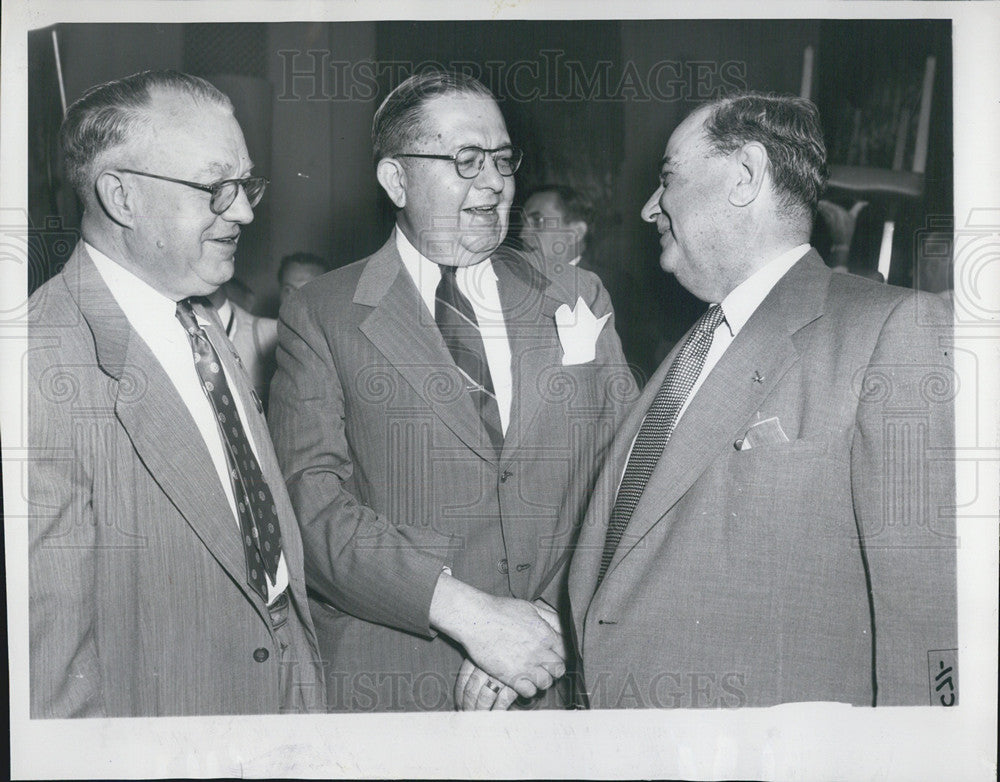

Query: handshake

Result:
[429,571,567,711]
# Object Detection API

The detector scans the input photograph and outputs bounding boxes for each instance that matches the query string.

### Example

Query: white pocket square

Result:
[555,297,611,366]
[738,416,790,449]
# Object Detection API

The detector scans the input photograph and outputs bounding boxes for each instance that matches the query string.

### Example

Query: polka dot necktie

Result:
[597,304,726,587]
[176,298,282,601]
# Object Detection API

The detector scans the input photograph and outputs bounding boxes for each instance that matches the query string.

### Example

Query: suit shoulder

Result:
[501,245,606,306]
[28,269,75,322]
[819,274,952,370]
[287,256,365,308]
[825,271,912,320]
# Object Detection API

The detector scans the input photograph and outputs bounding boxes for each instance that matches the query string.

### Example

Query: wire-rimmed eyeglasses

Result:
[395,145,523,179]
[118,169,268,214]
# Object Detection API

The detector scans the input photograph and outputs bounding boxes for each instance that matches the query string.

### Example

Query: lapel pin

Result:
[752,370,764,384]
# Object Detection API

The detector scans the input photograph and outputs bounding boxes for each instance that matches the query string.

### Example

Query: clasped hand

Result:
[454,598,565,711]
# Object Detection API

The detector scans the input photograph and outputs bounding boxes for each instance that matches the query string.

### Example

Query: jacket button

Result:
[497,558,509,574]
[253,647,269,663]
[500,469,512,483]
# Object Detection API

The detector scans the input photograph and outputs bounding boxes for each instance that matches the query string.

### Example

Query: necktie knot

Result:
[697,304,726,336]
[175,298,200,335]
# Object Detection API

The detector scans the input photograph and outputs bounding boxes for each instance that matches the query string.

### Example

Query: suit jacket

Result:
[568,250,957,708]
[269,236,636,711]
[28,244,325,717]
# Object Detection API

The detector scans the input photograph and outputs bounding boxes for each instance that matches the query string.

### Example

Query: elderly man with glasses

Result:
[28,70,324,717]
[269,70,636,711]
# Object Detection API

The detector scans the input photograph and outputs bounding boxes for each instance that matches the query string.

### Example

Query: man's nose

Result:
[474,153,506,191]
[222,184,255,224]
[641,186,663,223]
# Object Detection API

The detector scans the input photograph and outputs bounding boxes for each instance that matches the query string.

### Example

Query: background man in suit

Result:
[520,184,592,270]
[278,251,329,307]
[568,92,956,708]
[269,71,635,711]
[28,70,324,717]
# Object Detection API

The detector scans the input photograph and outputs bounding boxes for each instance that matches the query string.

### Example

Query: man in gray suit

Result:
[269,71,635,711]
[568,92,957,708]
[28,70,324,716]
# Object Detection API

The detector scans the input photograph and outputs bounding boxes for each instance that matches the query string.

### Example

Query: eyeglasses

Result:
[119,169,268,214]
[395,145,523,179]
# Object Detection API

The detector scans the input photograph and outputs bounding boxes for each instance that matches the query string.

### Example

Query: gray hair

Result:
[700,92,829,221]
[60,69,232,200]
[371,69,496,164]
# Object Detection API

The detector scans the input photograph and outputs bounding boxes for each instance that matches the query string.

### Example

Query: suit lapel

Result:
[598,251,831,583]
[69,247,270,624]
[357,238,498,464]
[492,251,564,464]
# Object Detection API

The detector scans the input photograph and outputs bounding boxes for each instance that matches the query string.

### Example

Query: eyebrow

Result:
[659,155,674,170]
[202,160,255,179]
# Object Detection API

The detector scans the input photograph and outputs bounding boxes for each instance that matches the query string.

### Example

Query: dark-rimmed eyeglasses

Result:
[119,169,268,214]
[395,146,523,179]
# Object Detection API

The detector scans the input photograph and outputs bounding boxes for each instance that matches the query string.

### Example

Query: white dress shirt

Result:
[88,242,289,603]
[395,228,513,433]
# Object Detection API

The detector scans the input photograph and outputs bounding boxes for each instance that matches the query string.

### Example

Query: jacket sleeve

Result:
[851,292,957,705]
[268,297,453,639]
[29,353,107,718]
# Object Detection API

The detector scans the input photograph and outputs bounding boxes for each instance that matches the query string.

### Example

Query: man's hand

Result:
[454,658,520,711]
[453,600,568,711]
[430,572,566,700]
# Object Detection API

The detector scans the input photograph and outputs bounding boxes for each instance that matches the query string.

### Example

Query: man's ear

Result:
[568,219,588,249]
[376,158,407,208]
[729,141,768,207]
[95,170,137,227]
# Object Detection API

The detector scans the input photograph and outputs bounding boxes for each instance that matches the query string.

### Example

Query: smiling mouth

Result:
[210,234,240,245]
[465,205,498,216]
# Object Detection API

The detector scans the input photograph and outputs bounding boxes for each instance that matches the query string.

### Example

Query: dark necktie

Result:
[176,298,283,601]
[597,304,726,586]
[434,265,505,455]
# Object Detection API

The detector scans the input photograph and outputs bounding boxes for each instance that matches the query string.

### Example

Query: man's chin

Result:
[460,233,504,263]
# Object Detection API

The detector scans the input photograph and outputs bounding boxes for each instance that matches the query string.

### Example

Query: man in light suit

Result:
[269,71,635,711]
[568,93,956,708]
[28,70,324,717]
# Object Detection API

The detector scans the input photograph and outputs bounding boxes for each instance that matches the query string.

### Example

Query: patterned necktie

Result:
[597,304,726,586]
[176,298,283,601]
[434,265,504,454]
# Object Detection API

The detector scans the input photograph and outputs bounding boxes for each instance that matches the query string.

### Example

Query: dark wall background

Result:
[27,19,951,379]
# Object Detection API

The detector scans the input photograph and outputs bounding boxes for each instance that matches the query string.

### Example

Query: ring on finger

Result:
[485,679,502,694]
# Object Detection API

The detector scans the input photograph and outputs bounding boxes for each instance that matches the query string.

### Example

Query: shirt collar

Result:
[85,240,180,329]
[718,244,811,338]
[215,298,235,335]
[394,225,498,306]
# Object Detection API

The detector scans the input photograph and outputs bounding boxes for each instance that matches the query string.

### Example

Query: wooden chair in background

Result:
[802,47,937,285]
